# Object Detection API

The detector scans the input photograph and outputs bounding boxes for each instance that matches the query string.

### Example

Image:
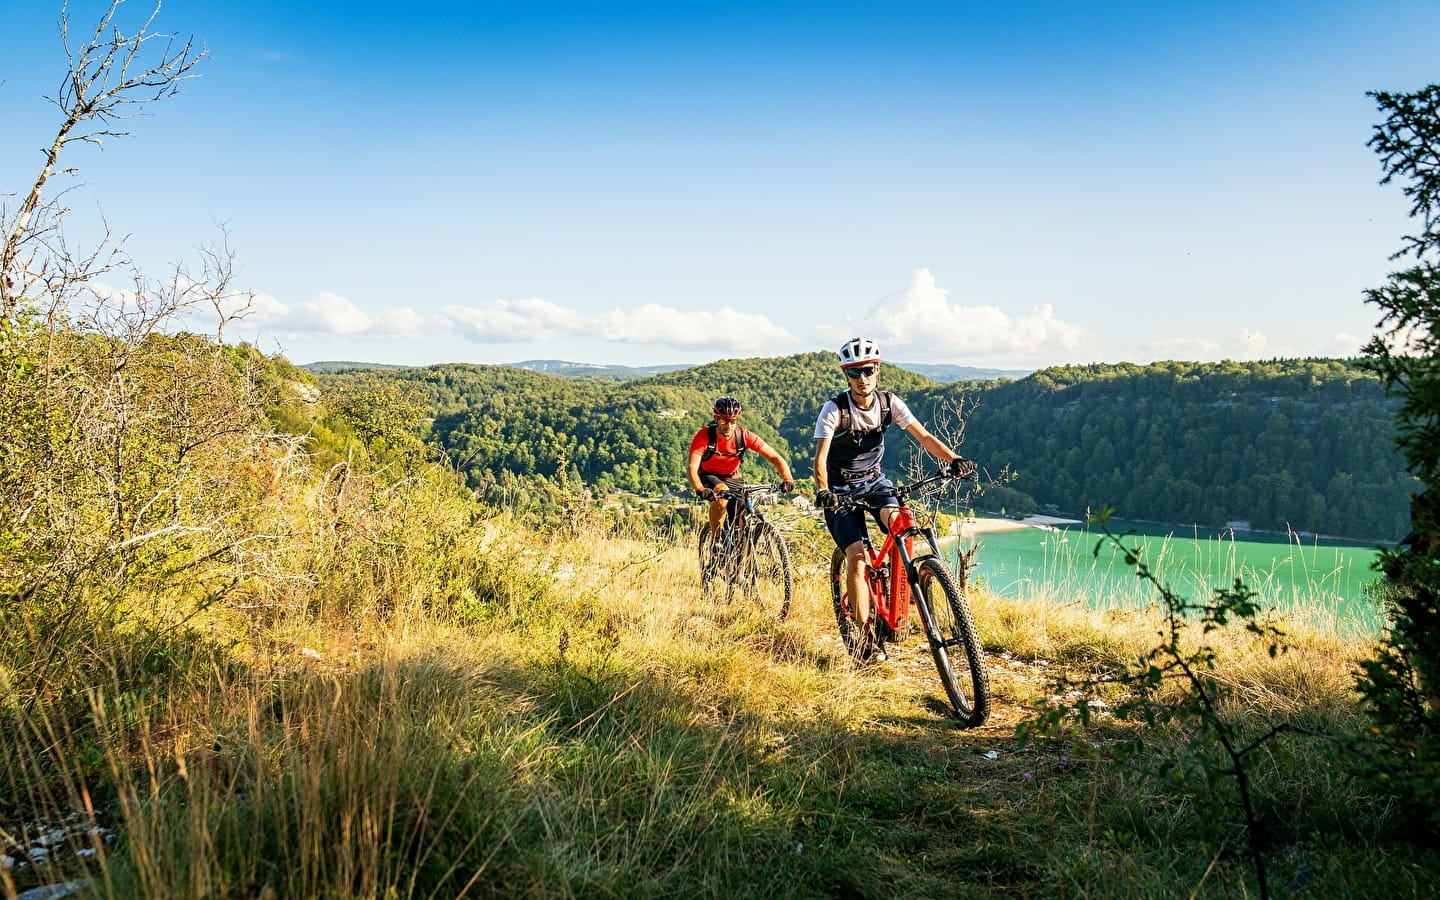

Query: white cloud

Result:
[223,285,796,355]
[592,304,796,351]
[1130,336,1226,363]
[1235,328,1274,359]
[438,297,579,342]
[1327,331,1368,358]
[435,297,796,353]
[290,292,374,335]
[245,291,292,326]
[237,291,422,341]
[816,268,1094,365]
[1130,327,1363,364]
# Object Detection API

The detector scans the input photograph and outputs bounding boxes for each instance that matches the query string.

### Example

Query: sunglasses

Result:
[715,414,740,422]
[844,365,879,379]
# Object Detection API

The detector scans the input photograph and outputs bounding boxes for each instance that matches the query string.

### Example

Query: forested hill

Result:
[914,359,1413,541]
[322,356,1414,541]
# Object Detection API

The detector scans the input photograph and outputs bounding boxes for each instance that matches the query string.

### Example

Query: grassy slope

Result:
[10,504,1435,899]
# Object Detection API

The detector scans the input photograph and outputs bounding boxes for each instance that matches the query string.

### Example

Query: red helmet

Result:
[712,395,742,419]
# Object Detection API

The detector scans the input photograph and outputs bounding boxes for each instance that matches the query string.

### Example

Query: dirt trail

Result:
[825,629,1060,739]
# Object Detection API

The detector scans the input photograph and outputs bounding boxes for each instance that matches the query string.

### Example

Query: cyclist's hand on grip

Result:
[948,457,976,479]
[780,479,795,493]
[815,489,837,509]
[696,488,716,501]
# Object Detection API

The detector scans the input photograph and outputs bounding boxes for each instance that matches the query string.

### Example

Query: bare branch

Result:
[2,0,207,319]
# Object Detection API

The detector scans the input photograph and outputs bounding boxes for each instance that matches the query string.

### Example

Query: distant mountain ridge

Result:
[304,358,1027,382]
[897,362,1032,382]
[506,360,692,380]
[304,360,413,374]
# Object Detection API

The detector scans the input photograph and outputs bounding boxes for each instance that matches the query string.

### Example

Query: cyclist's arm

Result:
[751,435,794,483]
[812,436,833,493]
[902,420,963,466]
[811,401,842,493]
[686,448,707,494]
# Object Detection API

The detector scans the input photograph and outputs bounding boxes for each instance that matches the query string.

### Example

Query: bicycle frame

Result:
[837,494,940,636]
[710,483,778,547]
[832,472,950,623]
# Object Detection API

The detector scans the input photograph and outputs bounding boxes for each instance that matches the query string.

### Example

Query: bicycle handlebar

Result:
[714,483,786,500]
[694,483,788,502]
[826,468,975,511]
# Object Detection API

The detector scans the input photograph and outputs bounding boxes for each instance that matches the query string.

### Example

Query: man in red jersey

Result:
[687,395,795,538]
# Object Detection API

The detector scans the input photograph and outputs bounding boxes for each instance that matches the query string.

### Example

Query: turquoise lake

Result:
[951,518,1391,636]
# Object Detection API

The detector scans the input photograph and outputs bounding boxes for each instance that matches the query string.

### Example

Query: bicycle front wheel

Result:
[914,557,990,726]
[741,521,792,620]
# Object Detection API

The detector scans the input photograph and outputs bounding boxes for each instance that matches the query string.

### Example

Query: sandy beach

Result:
[952,515,1084,536]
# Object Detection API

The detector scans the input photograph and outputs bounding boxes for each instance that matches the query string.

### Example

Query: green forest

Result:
[9,5,1440,895]
[319,354,1414,542]
[938,358,1412,541]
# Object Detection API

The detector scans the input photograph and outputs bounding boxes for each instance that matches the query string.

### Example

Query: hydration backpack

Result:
[701,422,749,463]
[832,390,893,437]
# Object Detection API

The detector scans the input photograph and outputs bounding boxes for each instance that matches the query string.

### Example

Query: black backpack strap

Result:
[832,391,853,436]
[832,391,892,435]
[701,422,748,463]
[701,422,718,462]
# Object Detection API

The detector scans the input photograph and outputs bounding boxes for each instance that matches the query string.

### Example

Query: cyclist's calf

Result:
[842,539,872,621]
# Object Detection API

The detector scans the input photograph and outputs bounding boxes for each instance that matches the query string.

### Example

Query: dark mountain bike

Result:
[828,470,990,727]
[697,483,793,621]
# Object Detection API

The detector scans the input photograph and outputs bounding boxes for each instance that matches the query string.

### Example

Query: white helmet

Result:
[837,337,881,367]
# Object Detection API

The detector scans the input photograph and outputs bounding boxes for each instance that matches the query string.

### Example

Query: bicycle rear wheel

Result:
[913,556,990,726]
[741,521,792,620]
[697,528,728,601]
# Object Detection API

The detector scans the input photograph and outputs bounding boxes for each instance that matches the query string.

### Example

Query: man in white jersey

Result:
[813,337,974,661]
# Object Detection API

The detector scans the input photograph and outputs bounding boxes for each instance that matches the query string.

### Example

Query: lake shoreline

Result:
[953,514,1082,536]
[954,513,1397,549]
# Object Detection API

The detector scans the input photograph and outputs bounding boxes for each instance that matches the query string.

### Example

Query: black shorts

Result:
[823,477,898,550]
[699,471,743,491]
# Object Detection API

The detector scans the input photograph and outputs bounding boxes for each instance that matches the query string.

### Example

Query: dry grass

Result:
[1,513,1430,899]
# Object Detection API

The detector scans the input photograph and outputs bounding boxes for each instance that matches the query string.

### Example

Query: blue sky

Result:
[3,0,1438,369]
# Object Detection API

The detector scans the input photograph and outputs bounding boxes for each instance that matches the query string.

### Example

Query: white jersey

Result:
[813,392,917,439]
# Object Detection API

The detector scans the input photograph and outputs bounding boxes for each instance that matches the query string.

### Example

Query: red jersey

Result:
[689,424,756,478]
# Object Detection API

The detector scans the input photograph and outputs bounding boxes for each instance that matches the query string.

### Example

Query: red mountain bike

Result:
[829,470,990,727]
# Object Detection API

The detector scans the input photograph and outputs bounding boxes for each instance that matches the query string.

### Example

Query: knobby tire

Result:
[914,556,990,727]
[743,521,792,621]
[697,528,734,603]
